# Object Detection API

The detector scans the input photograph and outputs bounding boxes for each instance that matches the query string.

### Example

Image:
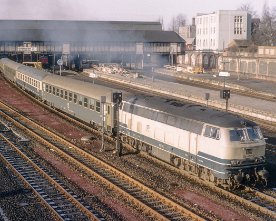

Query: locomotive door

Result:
[189,133,198,163]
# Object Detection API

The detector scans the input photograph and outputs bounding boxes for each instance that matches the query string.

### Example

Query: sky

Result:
[0,0,275,29]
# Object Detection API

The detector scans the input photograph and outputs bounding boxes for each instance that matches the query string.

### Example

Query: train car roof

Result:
[124,94,257,128]
[43,75,118,102]
[0,58,23,69]
[17,65,49,80]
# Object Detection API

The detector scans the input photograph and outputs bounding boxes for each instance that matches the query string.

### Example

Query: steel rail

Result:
[0,102,204,220]
[0,133,100,221]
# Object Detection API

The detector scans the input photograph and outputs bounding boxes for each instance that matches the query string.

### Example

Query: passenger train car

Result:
[0,58,269,188]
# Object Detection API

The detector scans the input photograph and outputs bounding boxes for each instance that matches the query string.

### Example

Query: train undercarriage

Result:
[120,134,269,189]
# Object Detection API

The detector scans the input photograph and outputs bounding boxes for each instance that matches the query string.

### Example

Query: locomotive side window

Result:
[204,125,220,139]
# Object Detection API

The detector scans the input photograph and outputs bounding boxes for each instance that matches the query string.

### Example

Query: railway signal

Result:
[220,89,231,111]
[112,92,122,156]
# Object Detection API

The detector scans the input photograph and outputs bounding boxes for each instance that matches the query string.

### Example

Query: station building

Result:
[0,20,184,70]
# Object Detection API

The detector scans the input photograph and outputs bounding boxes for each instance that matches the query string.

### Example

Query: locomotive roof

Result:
[43,75,117,102]
[124,94,257,128]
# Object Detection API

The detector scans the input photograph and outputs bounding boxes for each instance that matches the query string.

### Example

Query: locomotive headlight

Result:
[231,160,241,166]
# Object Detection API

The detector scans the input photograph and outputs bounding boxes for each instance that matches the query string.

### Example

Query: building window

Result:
[234,16,243,35]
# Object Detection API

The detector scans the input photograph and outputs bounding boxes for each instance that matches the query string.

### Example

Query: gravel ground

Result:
[0,75,275,220]
[0,161,56,221]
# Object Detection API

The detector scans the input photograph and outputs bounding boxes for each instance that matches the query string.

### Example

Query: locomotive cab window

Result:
[204,125,220,139]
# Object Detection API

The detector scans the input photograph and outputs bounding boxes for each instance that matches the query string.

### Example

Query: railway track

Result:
[0,130,102,221]
[1,76,275,220]
[154,70,276,102]
[0,101,204,220]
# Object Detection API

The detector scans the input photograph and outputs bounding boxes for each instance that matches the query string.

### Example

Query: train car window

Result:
[74,94,77,103]
[45,84,48,92]
[167,115,176,126]
[89,99,95,110]
[60,90,64,98]
[96,101,100,112]
[78,97,82,105]
[53,87,56,95]
[65,91,68,100]
[157,112,168,123]
[38,82,40,89]
[84,97,88,108]
[229,129,245,141]
[56,88,59,96]
[69,92,72,101]
[49,86,52,93]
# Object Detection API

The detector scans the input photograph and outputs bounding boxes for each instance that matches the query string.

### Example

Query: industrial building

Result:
[0,20,184,70]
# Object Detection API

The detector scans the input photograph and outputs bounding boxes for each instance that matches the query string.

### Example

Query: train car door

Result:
[105,104,112,131]
[189,133,198,163]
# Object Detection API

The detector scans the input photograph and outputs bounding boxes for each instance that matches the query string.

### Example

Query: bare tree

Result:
[257,3,276,46]
[168,13,186,33]
[237,3,257,18]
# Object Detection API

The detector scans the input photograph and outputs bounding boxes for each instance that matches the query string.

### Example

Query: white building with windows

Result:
[195,10,251,51]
